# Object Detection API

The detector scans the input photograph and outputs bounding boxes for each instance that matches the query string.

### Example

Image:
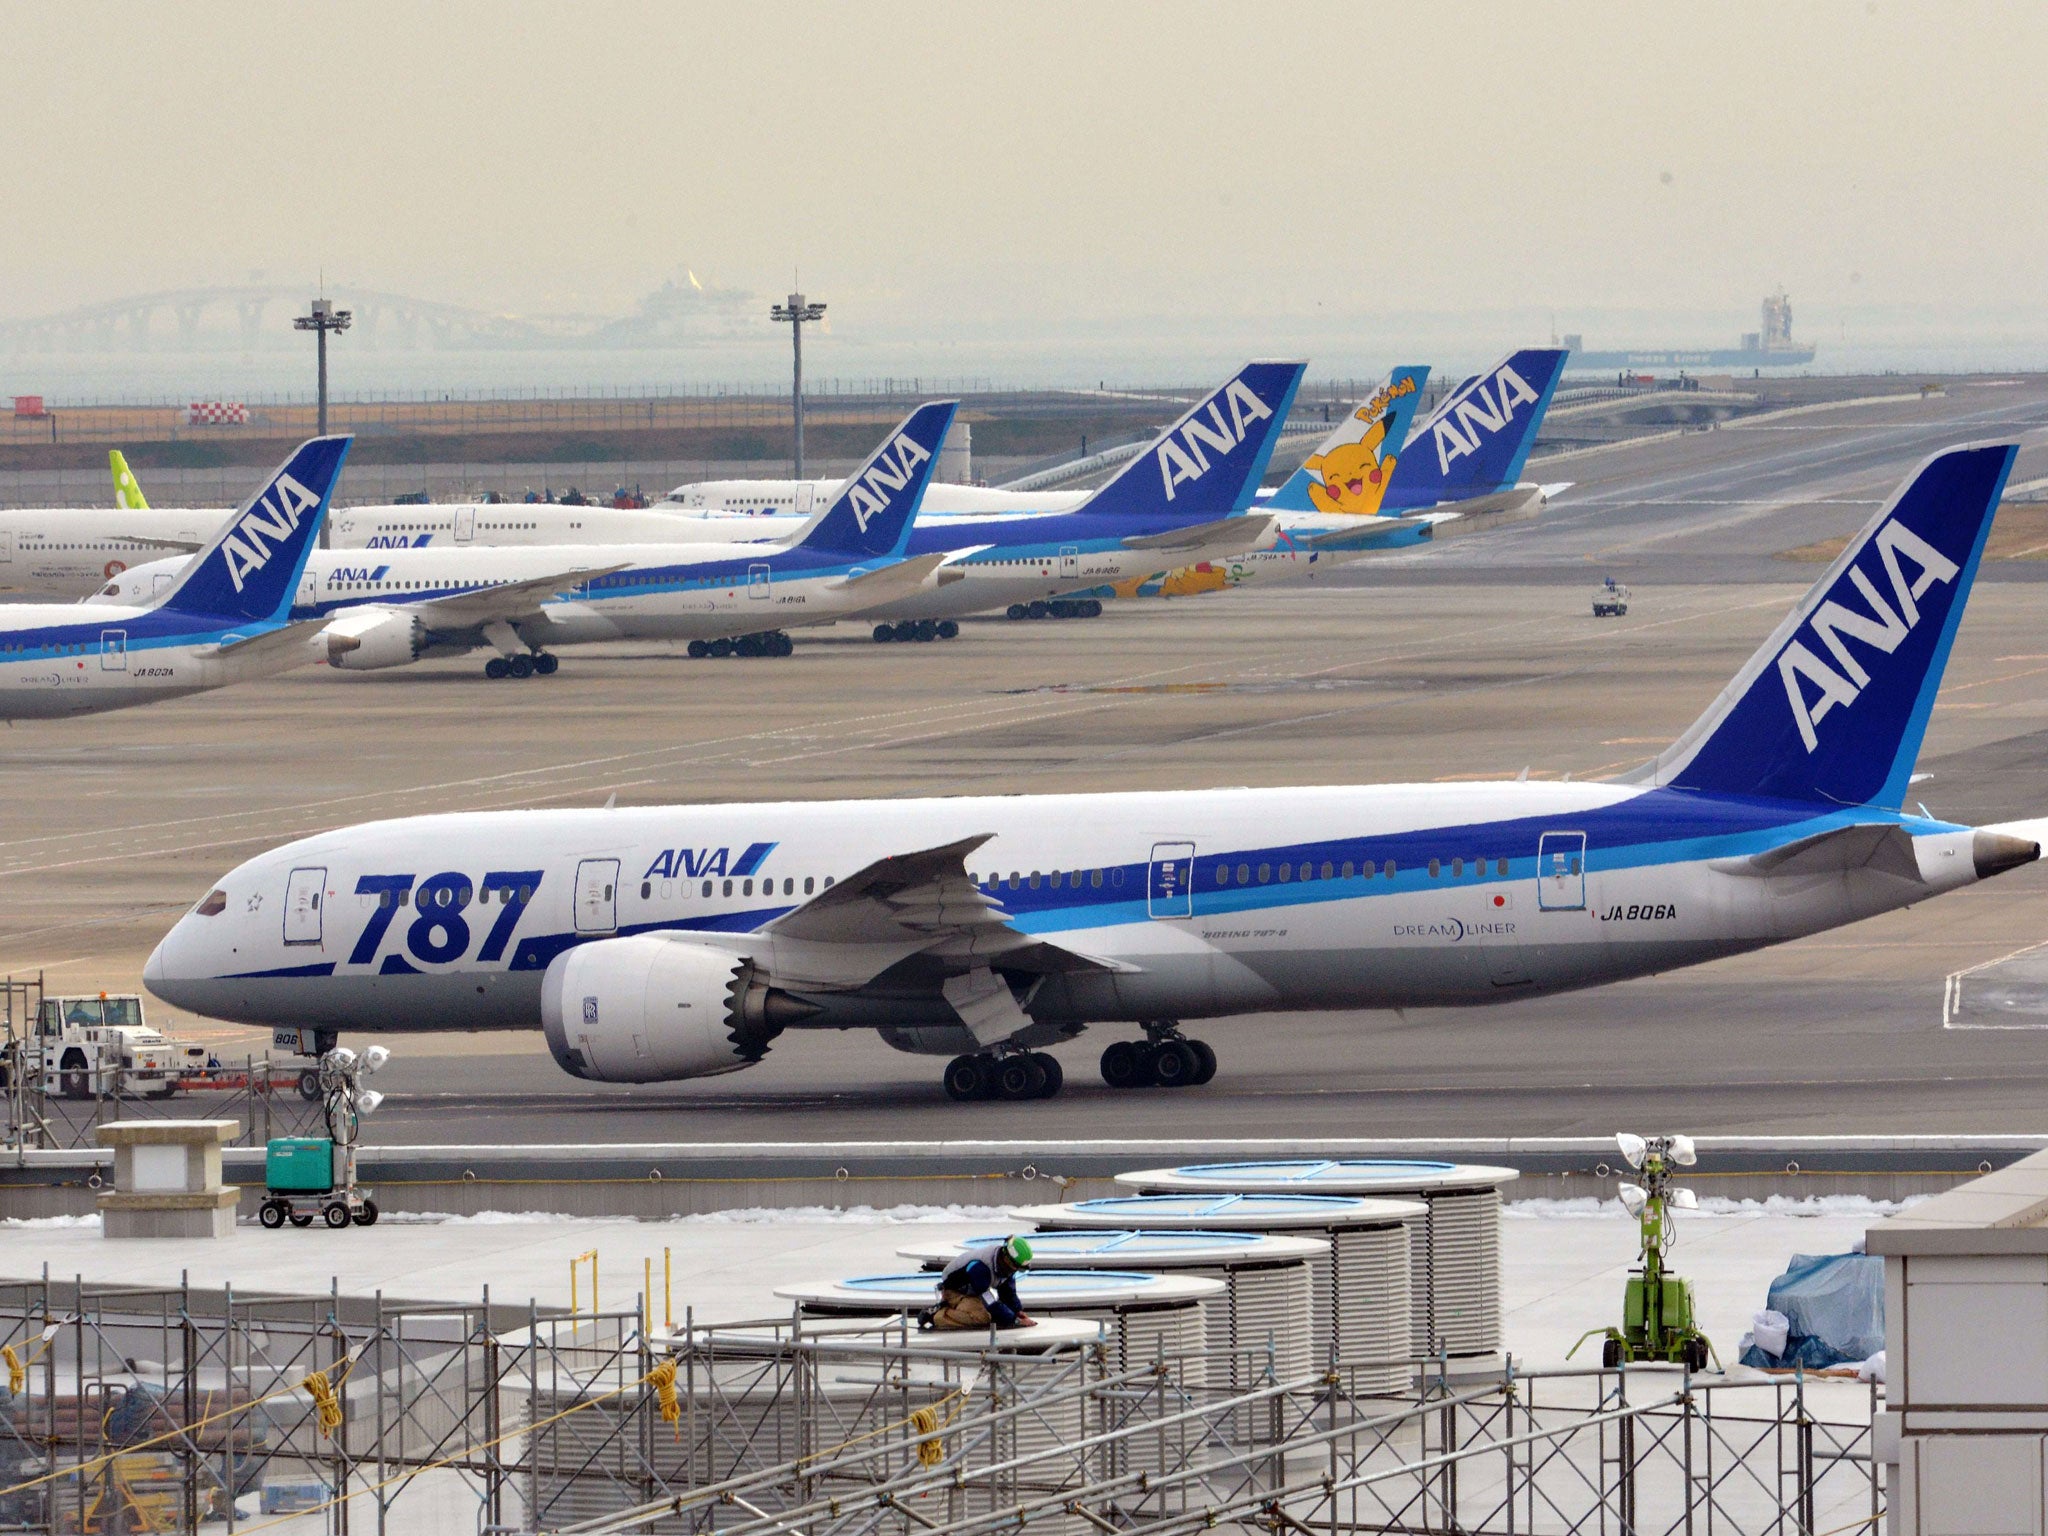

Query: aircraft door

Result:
[575,859,620,933]
[284,867,326,945]
[98,630,127,671]
[455,507,475,543]
[1060,544,1080,580]
[1147,841,1196,919]
[795,483,815,513]
[748,563,771,600]
[152,571,175,599]
[1537,831,1587,911]
[0,531,13,564]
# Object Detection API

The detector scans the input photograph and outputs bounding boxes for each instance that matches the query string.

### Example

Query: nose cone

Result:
[143,917,208,1011]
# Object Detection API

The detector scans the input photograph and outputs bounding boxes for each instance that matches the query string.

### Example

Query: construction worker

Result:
[921,1236,1036,1330]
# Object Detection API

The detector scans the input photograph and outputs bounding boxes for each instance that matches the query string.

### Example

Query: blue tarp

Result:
[1738,1252,1885,1369]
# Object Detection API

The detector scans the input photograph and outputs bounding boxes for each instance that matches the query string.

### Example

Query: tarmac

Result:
[2,378,2047,1141]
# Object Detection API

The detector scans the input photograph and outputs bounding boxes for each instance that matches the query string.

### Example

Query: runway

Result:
[5,376,2048,1142]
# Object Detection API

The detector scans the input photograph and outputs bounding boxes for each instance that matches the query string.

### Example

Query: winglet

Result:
[1077,361,1307,522]
[1265,366,1429,514]
[110,450,150,511]
[156,436,352,625]
[794,402,959,559]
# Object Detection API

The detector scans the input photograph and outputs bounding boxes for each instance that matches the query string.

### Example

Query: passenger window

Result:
[823,876,834,888]
[702,880,713,897]
[1008,873,1020,889]
[743,878,753,896]
[1452,858,1464,877]
[1429,859,1441,878]
[641,881,651,899]
[1320,861,1334,880]
[804,876,814,894]
[1090,869,1103,889]
[1257,863,1270,883]
[783,877,793,895]
[1496,857,1510,876]
[1342,861,1356,878]
[1216,865,1230,886]
[723,879,732,896]
[518,885,533,902]
[1028,872,1041,889]
[1110,868,1123,887]
[1237,863,1250,884]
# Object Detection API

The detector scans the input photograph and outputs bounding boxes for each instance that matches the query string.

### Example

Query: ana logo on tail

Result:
[1431,364,1541,474]
[221,474,322,592]
[1778,519,1959,752]
[845,433,934,533]
[1157,381,1274,501]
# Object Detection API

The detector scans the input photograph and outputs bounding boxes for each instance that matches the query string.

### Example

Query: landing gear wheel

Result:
[1188,1040,1217,1085]
[1682,1337,1708,1373]
[993,1055,1045,1101]
[1049,600,1075,619]
[911,619,938,643]
[687,639,708,659]
[1081,598,1103,618]
[296,1069,323,1103]
[288,1211,314,1228]
[769,632,794,657]
[736,634,763,658]
[506,654,534,679]
[936,620,959,640]
[1030,1052,1063,1097]
[1006,604,1028,621]
[323,1202,351,1230]
[1152,1041,1200,1088]
[943,1055,987,1102]
[1026,601,1049,620]
[353,1201,379,1227]
[259,1201,286,1230]
[1100,1041,1148,1089]
[709,637,733,658]
[1602,1336,1623,1369]
[874,624,896,643]
[533,652,559,675]
[484,657,510,680]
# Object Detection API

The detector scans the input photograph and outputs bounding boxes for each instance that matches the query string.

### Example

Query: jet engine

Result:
[324,608,426,671]
[539,934,816,1083]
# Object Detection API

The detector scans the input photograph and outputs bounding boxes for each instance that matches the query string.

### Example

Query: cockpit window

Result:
[195,889,227,916]
[100,583,120,597]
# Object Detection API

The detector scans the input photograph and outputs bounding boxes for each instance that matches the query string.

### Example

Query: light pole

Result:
[770,292,826,477]
[293,297,353,435]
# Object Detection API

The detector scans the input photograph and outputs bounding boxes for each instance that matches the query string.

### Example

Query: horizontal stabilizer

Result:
[1709,822,1921,880]
[205,618,333,663]
[831,551,953,592]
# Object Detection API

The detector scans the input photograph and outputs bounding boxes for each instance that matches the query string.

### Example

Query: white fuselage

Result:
[143,781,1992,1039]
[0,508,221,598]
[0,601,318,718]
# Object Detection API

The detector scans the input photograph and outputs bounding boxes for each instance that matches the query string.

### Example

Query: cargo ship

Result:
[1561,290,1817,371]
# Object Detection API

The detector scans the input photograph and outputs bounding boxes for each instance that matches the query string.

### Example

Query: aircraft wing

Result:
[757,833,1136,991]
[407,563,633,629]
[1299,515,1436,552]
[1120,512,1273,554]
[114,534,205,554]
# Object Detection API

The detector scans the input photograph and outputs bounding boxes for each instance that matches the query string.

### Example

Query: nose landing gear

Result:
[1100,1023,1216,1089]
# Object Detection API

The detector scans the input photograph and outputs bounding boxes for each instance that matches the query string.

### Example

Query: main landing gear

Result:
[483,652,560,680]
[943,1050,1064,1102]
[1100,1023,1216,1090]
[873,619,959,643]
[688,631,795,659]
[1006,599,1103,621]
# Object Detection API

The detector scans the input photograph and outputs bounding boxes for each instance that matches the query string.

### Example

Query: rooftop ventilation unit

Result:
[1114,1159,1518,1362]
[1011,1191,1421,1392]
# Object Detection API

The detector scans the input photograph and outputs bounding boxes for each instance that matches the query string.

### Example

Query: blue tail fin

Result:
[1383,347,1566,511]
[795,401,958,558]
[1640,442,2017,809]
[1079,361,1306,521]
[157,436,350,623]
[1265,366,1429,514]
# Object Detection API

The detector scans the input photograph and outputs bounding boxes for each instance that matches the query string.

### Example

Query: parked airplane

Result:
[97,403,962,675]
[145,443,2035,1102]
[0,438,349,718]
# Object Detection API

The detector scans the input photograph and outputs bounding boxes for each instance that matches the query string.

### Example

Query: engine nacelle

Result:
[539,935,811,1083]
[324,608,425,671]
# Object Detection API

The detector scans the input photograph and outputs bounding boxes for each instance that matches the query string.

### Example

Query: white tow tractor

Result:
[29,993,206,1100]
[1592,576,1631,618]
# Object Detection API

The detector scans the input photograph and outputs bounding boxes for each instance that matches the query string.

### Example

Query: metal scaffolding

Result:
[0,1272,1882,1535]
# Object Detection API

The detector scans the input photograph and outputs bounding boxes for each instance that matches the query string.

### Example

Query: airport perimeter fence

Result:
[0,1271,1884,1536]
[1,1052,327,1160]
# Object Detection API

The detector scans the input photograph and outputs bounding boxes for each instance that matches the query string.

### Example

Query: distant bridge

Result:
[0,280,759,353]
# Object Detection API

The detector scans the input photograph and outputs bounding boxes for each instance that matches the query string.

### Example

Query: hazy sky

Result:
[4,3,2045,375]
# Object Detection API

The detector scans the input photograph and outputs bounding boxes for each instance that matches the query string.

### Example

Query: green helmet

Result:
[1004,1236,1034,1266]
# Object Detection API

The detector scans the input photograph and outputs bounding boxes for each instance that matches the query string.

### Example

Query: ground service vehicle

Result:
[28,993,204,1100]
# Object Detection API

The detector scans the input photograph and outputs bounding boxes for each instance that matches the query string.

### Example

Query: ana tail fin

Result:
[156,437,351,624]
[1384,347,1566,510]
[1265,366,1429,514]
[1077,361,1306,521]
[110,450,149,511]
[1635,442,2017,809]
[793,401,958,559]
